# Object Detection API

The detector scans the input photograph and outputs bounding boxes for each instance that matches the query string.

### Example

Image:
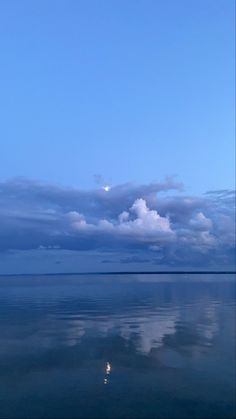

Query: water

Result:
[0,273,235,419]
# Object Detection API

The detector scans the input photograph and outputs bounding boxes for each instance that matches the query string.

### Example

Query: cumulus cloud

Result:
[0,178,235,269]
[67,198,173,243]
[117,199,173,239]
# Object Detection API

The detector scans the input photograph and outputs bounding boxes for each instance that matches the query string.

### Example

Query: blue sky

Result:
[0,0,235,273]
[0,0,235,193]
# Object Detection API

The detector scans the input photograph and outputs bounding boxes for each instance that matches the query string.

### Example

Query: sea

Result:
[0,273,235,419]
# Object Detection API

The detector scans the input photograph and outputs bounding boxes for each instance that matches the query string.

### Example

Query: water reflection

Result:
[104,361,112,385]
[0,274,235,418]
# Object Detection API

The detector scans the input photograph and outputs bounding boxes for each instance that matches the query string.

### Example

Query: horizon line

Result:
[0,271,235,277]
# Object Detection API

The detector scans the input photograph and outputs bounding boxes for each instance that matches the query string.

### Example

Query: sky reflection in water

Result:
[0,274,235,418]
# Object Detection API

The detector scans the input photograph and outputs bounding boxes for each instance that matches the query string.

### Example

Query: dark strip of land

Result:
[0,271,235,276]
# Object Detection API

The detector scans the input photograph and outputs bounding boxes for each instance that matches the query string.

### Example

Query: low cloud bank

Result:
[0,178,235,268]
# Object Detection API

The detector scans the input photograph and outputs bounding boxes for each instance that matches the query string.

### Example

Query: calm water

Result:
[0,274,235,419]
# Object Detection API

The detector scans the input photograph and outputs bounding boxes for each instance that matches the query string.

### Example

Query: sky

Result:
[0,0,235,273]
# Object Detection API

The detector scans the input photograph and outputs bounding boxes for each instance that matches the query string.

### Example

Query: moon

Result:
[103,185,110,192]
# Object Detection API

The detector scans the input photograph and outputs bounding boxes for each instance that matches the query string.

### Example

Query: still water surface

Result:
[0,274,235,418]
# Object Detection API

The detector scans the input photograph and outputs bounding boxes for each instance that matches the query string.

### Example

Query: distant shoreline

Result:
[0,271,235,277]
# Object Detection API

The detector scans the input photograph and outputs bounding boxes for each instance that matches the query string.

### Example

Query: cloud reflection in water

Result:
[0,275,235,419]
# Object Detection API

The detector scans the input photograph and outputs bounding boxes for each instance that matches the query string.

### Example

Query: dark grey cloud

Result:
[0,178,235,268]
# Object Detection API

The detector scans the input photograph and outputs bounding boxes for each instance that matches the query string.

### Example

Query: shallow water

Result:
[0,274,235,418]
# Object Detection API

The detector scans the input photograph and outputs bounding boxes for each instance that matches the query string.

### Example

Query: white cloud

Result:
[117,198,173,239]
[68,198,174,243]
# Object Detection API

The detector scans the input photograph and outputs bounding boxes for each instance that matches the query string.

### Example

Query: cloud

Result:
[67,198,174,244]
[0,178,235,269]
[189,212,212,231]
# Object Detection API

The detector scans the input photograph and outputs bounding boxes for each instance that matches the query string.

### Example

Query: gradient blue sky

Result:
[0,0,235,193]
[0,0,235,273]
